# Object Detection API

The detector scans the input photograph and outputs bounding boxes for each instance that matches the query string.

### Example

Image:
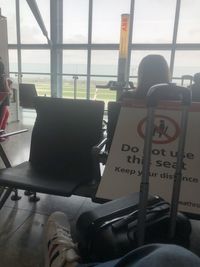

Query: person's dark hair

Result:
[136,54,171,98]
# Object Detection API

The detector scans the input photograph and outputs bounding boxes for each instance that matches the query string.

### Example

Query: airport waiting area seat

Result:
[0,97,104,209]
[19,83,38,109]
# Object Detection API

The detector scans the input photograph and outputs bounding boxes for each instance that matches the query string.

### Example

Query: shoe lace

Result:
[51,223,80,262]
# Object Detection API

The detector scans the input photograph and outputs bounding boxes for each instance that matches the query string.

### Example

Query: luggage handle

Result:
[137,83,191,246]
[147,83,191,107]
[112,201,169,231]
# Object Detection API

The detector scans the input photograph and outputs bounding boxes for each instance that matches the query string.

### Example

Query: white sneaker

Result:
[45,212,80,267]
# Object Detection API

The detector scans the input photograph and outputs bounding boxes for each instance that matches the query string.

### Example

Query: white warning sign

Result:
[96,100,200,215]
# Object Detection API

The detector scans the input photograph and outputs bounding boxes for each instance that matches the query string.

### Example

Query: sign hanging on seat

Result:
[96,100,200,215]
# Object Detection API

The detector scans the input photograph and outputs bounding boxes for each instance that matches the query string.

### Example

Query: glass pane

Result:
[9,49,18,72]
[173,51,200,78]
[63,0,89,43]
[92,0,131,43]
[130,51,171,82]
[90,78,116,107]
[0,0,17,43]
[63,76,87,99]
[132,0,176,43]
[21,50,50,73]
[177,0,200,43]
[20,0,50,44]
[91,50,119,75]
[22,74,50,96]
[63,50,87,74]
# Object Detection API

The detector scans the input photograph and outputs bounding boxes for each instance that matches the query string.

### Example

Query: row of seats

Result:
[1,77,200,209]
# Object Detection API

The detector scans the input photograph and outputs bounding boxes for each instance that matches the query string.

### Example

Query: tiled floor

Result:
[0,110,200,267]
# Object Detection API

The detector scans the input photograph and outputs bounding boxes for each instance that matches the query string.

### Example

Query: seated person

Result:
[44,211,200,267]
[121,54,171,100]
[190,73,200,102]
[108,55,172,150]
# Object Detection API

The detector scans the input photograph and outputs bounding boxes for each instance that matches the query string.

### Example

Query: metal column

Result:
[86,0,93,100]
[50,0,63,97]
[16,0,22,84]
[126,0,135,84]
[170,0,181,76]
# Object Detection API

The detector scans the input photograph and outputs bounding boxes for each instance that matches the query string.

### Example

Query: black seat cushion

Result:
[0,162,87,196]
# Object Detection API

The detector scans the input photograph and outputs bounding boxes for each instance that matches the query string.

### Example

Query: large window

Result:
[3,0,200,103]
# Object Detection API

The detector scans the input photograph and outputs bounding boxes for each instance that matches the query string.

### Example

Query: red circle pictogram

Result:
[137,115,180,144]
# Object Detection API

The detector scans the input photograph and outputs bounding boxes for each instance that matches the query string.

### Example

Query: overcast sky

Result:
[1,0,200,43]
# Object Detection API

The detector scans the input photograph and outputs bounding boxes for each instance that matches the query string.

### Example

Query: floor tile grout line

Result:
[0,212,35,246]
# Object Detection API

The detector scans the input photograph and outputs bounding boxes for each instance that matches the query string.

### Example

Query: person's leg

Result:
[89,244,200,267]
[45,212,200,267]
[0,106,9,130]
[45,212,80,267]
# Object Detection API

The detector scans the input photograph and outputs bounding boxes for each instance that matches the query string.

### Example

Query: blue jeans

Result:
[78,244,200,267]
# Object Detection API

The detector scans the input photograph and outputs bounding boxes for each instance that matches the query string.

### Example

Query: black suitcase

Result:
[76,83,192,262]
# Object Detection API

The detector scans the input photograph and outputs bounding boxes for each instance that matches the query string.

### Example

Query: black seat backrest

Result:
[19,83,38,108]
[106,101,121,151]
[29,97,104,180]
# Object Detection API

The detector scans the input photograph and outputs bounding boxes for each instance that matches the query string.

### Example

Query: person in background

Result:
[121,54,171,100]
[0,58,11,136]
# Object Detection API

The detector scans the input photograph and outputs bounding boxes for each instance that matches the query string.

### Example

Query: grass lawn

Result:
[22,78,117,106]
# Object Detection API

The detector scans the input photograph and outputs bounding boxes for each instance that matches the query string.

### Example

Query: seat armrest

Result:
[0,129,28,138]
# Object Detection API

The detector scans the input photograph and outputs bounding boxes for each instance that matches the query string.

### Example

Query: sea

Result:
[9,63,200,83]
